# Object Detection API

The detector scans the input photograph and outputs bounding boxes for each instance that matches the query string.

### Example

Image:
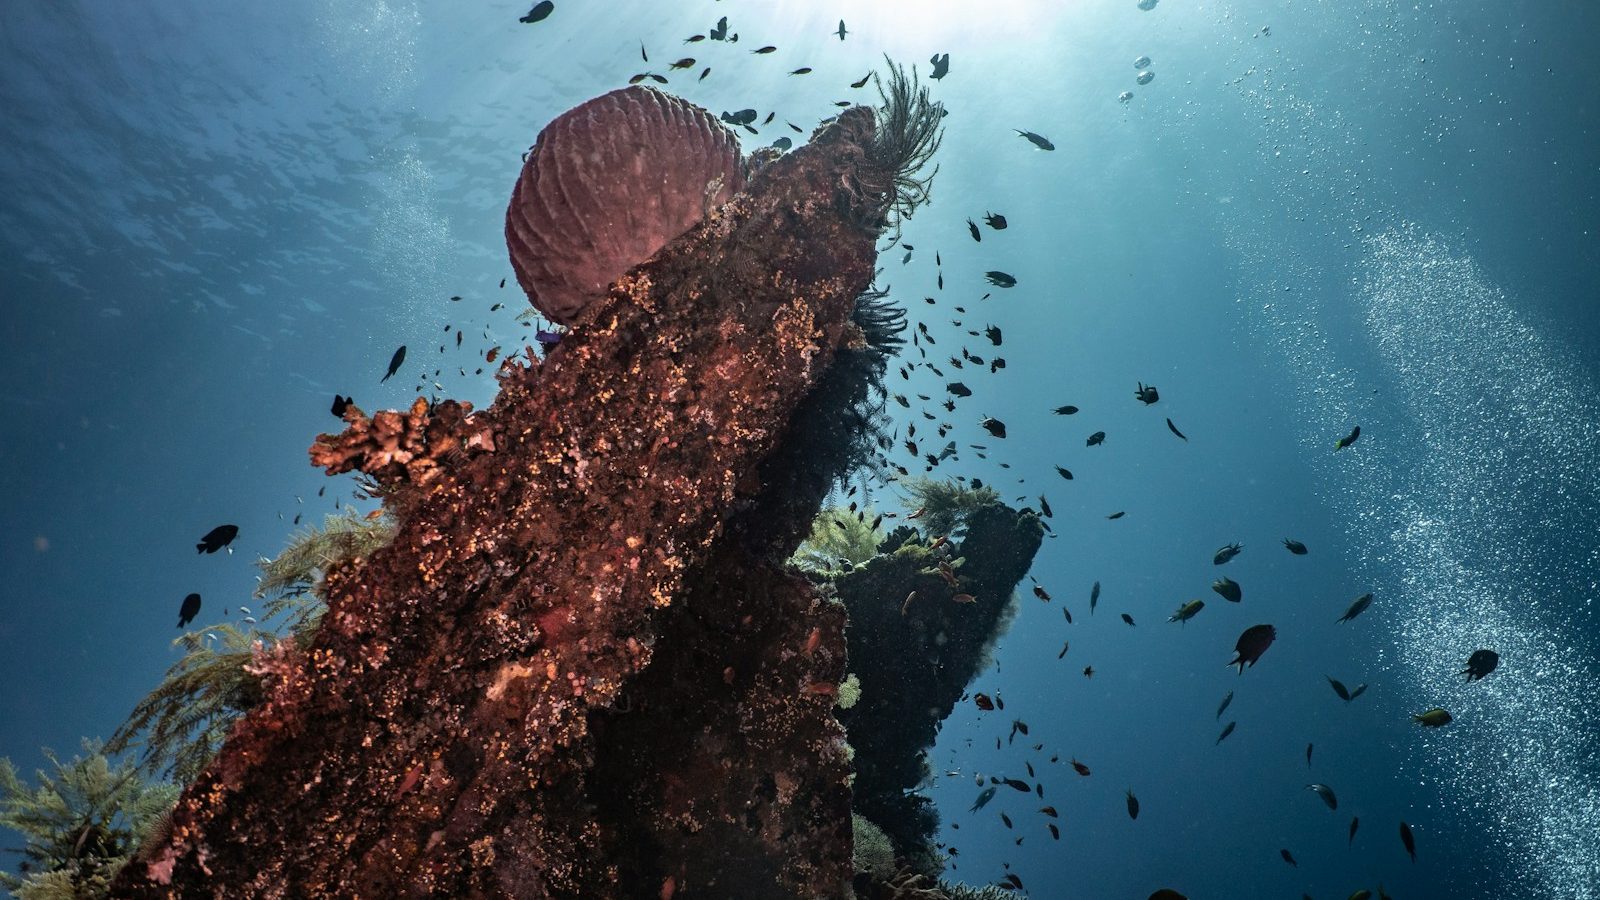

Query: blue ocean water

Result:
[2,1,1597,897]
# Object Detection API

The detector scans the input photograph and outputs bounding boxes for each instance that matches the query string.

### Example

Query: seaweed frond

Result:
[899,477,999,538]
[790,505,886,576]
[0,740,177,896]
[866,57,946,235]
[104,625,268,784]
[256,510,396,632]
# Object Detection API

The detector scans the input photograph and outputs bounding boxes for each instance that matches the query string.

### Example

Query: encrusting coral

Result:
[836,499,1044,872]
[112,73,937,897]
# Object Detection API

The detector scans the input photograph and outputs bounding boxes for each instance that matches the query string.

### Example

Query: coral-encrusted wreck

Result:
[114,71,944,899]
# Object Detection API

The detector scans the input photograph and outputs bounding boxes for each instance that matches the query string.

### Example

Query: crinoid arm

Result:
[862,57,946,236]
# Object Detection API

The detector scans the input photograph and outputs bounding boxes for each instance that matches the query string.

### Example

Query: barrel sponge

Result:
[505,86,746,325]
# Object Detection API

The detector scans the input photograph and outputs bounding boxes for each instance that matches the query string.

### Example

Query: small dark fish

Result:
[1106,511,1126,520]
[1229,624,1277,673]
[1062,607,1073,624]
[1280,848,1298,868]
[1306,743,1314,766]
[1071,759,1091,776]
[535,330,562,345]
[1400,821,1417,862]
[720,108,758,126]
[947,382,972,397]
[1058,641,1069,659]
[1412,707,1453,727]
[985,271,1016,288]
[668,57,695,70]
[752,45,777,54]
[1216,690,1234,719]
[1335,424,1362,451]
[196,524,238,555]
[1121,613,1136,626]
[1083,665,1094,678]
[1460,649,1500,681]
[517,1,554,24]
[968,218,982,241]
[762,111,776,125]
[789,67,812,76]
[1135,382,1160,404]
[1000,873,1023,891]
[1086,431,1106,447]
[1169,599,1204,623]
[770,135,790,150]
[381,345,407,382]
[1336,592,1374,623]
[929,52,950,79]
[1307,783,1338,811]
[1126,790,1140,820]
[1216,721,1236,744]
[1214,542,1242,565]
[971,786,997,811]
[1015,129,1055,150]
[639,41,648,62]
[177,592,201,628]
[1054,405,1079,415]
[973,693,995,711]
[1055,465,1073,480]
[684,34,705,43]
[1212,577,1242,603]
[1283,538,1309,554]
[1166,418,1187,441]
[1327,676,1352,701]
[984,212,1007,229]
[850,73,870,88]
[331,394,353,417]
[709,16,728,40]
[1349,816,1361,846]
[628,72,668,85]
[1038,495,1053,517]
[985,325,1002,346]
[835,19,848,40]
[981,416,1007,439]
[1090,581,1100,614]
[1000,812,1013,830]
[499,278,505,288]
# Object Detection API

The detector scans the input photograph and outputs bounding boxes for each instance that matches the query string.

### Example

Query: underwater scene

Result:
[2,1,1598,898]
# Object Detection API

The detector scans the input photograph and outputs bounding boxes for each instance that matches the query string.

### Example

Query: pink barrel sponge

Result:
[505,86,746,325]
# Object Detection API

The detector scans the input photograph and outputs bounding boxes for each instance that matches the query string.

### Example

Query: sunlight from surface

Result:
[767,0,1071,50]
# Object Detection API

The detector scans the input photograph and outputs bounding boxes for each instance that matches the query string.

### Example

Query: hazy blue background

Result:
[2,1,1597,897]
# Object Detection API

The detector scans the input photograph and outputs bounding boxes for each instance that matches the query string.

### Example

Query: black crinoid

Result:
[841,56,946,237]
[734,275,906,560]
[869,57,945,233]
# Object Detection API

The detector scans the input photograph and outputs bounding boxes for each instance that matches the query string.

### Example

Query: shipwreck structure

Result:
[114,68,955,899]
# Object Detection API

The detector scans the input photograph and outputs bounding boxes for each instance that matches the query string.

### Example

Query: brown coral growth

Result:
[114,102,886,898]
